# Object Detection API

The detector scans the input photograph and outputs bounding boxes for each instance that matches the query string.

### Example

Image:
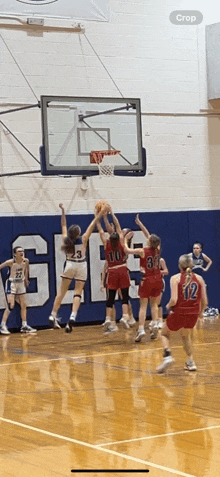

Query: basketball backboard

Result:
[40,96,146,176]
[0,0,110,22]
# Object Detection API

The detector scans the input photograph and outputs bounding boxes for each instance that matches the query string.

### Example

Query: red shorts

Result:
[166,311,198,331]
[138,276,163,299]
[107,266,130,290]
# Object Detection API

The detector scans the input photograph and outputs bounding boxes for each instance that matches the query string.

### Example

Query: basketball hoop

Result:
[90,150,120,177]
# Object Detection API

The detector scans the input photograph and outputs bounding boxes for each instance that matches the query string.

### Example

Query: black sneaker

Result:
[65,318,74,333]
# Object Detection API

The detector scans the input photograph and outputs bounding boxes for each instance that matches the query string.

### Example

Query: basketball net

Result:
[90,150,120,177]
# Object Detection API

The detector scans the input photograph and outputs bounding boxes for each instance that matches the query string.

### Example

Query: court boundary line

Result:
[96,424,220,447]
[0,340,220,368]
[0,346,176,367]
[0,417,196,477]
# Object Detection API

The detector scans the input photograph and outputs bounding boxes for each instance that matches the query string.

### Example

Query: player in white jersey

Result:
[49,203,108,332]
[0,247,37,334]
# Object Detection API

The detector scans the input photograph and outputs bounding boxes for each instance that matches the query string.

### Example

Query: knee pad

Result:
[122,297,129,305]
[121,288,129,305]
[106,297,114,308]
[106,289,116,308]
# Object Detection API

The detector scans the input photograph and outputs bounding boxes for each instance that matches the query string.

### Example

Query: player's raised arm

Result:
[123,232,144,257]
[103,213,115,235]
[96,219,107,246]
[135,214,150,239]
[59,203,67,238]
[82,205,108,247]
[108,207,122,236]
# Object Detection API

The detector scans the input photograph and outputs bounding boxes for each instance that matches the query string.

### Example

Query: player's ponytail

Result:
[110,232,119,250]
[178,254,193,288]
[61,236,75,254]
[149,234,161,249]
[61,224,81,255]
[184,266,192,288]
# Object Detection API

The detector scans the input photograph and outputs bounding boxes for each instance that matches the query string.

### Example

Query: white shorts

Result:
[61,260,87,282]
[5,279,26,295]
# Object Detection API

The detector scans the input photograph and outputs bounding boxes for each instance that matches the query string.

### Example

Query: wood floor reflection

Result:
[0,316,220,477]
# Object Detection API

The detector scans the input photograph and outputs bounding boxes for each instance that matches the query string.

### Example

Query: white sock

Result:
[70,312,77,321]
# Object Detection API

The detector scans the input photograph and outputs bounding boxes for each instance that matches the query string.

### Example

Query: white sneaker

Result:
[54,318,61,329]
[135,329,146,342]
[20,324,37,333]
[0,323,10,335]
[203,310,209,318]
[157,320,164,329]
[119,317,130,329]
[127,317,136,326]
[49,315,61,329]
[157,355,174,373]
[102,319,111,332]
[104,324,118,335]
[148,320,156,330]
[150,327,158,340]
[149,320,161,329]
[184,358,197,371]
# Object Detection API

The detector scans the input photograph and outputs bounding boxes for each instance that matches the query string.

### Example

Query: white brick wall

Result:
[0,0,220,215]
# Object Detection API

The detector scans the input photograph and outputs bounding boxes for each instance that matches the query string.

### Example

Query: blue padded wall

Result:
[0,210,218,330]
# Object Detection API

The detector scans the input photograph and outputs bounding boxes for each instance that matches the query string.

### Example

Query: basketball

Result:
[95,200,111,214]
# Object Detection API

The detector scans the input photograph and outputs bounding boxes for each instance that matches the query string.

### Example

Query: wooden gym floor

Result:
[0,316,220,477]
